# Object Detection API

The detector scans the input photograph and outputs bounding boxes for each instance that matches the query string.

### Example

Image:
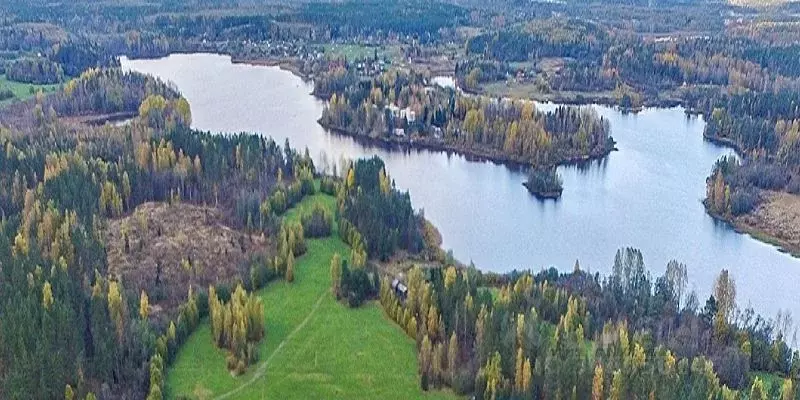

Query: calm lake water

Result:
[122,53,800,320]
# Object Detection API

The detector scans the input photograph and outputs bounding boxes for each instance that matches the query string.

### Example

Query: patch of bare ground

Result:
[104,202,271,321]
[736,191,800,256]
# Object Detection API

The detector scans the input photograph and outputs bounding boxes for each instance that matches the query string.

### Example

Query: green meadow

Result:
[165,194,457,400]
[0,74,59,105]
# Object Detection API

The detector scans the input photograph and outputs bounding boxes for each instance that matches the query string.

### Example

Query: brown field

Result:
[104,202,272,320]
[736,191,800,256]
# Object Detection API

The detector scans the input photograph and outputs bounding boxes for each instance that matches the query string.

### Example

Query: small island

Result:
[523,167,563,199]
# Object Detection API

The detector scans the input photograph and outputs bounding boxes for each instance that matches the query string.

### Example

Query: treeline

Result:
[0,23,117,84]
[338,156,423,260]
[380,248,798,399]
[318,67,614,167]
[208,284,265,374]
[5,57,64,84]
[459,17,800,108]
[280,0,467,42]
[700,89,800,216]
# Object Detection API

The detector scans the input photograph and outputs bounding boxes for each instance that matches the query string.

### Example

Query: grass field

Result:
[165,194,457,400]
[0,74,59,106]
[323,44,402,61]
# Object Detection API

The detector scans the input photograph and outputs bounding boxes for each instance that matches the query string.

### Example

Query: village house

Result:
[391,278,408,300]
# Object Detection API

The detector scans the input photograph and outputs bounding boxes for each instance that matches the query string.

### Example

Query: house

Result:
[387,104,401,118]
[400,108,416,123]
[391,278,408,299]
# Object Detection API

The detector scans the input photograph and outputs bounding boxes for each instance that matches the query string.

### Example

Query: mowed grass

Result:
[0,74,59,105]
[165,193,457,400]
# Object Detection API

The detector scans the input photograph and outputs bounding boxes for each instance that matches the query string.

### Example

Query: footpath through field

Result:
[165,194,457,400]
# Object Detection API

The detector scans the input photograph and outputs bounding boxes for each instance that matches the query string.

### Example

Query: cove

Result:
[121,53,800,320]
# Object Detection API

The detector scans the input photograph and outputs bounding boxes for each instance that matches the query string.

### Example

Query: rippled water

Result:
[122,53,800,319]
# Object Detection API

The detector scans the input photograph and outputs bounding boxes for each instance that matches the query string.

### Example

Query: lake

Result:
[121,53,800,320]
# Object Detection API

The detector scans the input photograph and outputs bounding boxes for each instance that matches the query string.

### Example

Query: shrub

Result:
[524,167,563,196]
[301,204,333,237]
[320,176,337,195]
[0,88,13,101]
[730,187,759,216]
[269,189,287,215]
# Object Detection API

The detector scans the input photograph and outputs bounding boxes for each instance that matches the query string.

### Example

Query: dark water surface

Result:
[122,53,800,319]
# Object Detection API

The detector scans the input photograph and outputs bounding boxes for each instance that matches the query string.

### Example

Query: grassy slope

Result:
[165,194,457,400]
[0,74,59,106]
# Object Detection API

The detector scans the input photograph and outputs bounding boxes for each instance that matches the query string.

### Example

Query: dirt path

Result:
[214,292,326,400]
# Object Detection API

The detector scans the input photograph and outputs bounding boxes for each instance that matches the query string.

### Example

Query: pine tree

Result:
[522,357,532,395]
[107,281,125,339]
[480,351,505,400]
[286,251,295,282]
[610,370,623,400]
[65,384,75,400]
[42,281,54,310]
[515,347,524,393]
[592,363,604,400]
[330,253,342,297]
[750,377,766,400]
[420,335,433,388]
[781,379,793,400]
[447,331,458,384]
[432,342,444,387]
[407,316,418,339]
[140,290,150,320]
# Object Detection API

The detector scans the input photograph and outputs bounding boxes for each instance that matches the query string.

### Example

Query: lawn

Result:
[0,74,59,106]
[165,194,457,400]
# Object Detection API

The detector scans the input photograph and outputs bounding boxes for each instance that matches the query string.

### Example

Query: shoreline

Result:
[705,204,800,259]
[460,83,683,113]
[230,56,312,82]
[318,120,617,170]
[521,181,562,200]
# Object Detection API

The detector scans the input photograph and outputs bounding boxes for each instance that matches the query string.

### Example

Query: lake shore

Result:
[521,181,563,200]
[318,120,617,169]
[706,192,800,258]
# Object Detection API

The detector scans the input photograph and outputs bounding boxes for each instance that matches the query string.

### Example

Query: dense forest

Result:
[700,90,800,218]
[381,251,799,399]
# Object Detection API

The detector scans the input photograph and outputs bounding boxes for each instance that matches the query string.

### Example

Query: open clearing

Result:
[736,190,800,257]
[0,74,59,106]
[165,194,457,400]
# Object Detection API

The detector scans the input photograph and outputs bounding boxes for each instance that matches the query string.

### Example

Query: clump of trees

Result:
[319,175,337,195]
[301,204,333,237]
[208,285,265,375]
[524,167,563,198]
[339,157,423,260]
[705,156,762,216]
[330,252,379,307]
